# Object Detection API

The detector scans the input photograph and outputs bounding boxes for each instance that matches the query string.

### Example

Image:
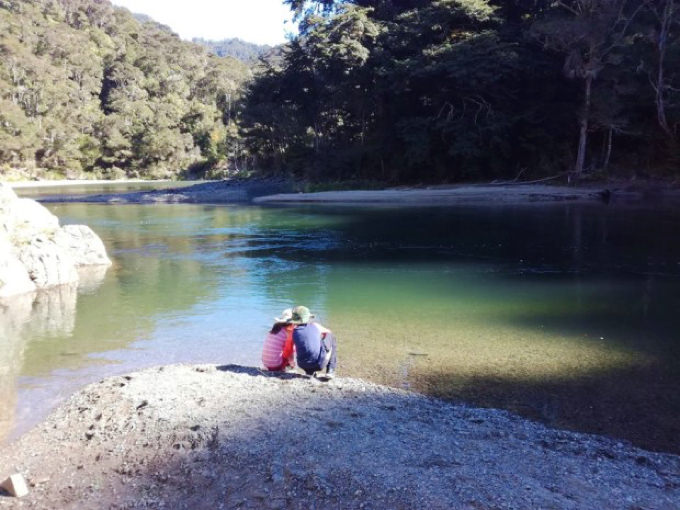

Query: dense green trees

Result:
[0,0,250,180]
[1,0,678,182]
[242,0,680,182]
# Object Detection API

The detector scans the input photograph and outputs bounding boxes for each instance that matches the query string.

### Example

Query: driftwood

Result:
[489,171,570,186]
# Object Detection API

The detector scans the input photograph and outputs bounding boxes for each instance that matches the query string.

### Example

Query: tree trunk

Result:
[574,74,593,179]
[603,127,613,171]
[314,119,321,155]
[656,0,674,138]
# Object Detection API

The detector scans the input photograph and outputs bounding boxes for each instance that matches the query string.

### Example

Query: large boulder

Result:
[0,182,112,298]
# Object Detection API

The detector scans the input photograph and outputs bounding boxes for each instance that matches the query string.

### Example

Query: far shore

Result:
[253,184,613,206]
[7,178,172,189]
[0,364,677,509]
[6,176,680,207]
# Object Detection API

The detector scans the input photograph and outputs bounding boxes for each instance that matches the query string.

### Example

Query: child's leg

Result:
[323,334,338,372]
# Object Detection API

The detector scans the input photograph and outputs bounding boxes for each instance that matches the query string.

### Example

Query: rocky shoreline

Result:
[35,178,295,205]
[0,364,678,509]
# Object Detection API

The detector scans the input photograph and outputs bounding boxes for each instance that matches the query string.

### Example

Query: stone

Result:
[0,234,36,298]
[55,225,112,266]
[0,473,29,497]
[0,182,18,219]
[16,234,79,288]
[4,198,60,243]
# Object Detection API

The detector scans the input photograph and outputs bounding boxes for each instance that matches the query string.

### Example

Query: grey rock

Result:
[16,234,79,288]
[0,182,111,297]
[55,225,112,266]
[0,233,36,298]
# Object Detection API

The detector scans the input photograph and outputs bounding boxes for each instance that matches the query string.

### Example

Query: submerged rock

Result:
[0,182,111,298]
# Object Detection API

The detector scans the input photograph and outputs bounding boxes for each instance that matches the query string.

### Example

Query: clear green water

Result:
[2,199,679,452]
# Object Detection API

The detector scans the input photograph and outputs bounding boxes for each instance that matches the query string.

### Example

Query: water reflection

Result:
[0,294,34,442]
[0,283,84,442]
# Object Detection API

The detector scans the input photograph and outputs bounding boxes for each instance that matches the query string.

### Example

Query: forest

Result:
[0,0,251,180]
[1,0,679,183]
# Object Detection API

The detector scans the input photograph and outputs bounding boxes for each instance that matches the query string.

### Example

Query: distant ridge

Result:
[131,12,175,34]
[193,37,272,63]
[129,13,270,63]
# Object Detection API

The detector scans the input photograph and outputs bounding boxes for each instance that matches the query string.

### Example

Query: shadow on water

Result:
[443,273,680,454]
[284,205,680,454]
[332,274,680,454]
[414,364,680,455]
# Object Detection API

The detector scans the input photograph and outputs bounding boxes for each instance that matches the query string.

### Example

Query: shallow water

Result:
[2,197,680,452]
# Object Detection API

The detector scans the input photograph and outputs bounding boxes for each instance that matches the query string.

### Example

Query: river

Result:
[2,187,679,453]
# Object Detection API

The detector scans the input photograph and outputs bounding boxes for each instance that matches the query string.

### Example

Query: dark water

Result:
[2,198,679,453]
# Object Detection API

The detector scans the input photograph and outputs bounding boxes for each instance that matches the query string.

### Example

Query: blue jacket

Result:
[292,323,325,370]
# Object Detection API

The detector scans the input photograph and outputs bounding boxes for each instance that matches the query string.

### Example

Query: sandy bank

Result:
[1,364,677,509]
[253,183,680,206]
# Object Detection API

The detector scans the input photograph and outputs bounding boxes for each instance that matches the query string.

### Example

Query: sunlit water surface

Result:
[2,195,679,453]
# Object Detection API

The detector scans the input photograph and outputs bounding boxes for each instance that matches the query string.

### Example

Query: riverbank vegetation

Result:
[1,0,679,183]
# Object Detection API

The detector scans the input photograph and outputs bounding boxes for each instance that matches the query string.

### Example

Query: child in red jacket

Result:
[261,309,295,371]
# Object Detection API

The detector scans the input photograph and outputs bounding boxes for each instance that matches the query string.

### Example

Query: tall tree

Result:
[641,0,680,149]
[532,0,646,179]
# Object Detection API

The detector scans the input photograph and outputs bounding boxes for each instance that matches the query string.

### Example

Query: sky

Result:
[112,0,295,46]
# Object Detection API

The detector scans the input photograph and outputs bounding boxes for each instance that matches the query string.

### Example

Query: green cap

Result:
[290,305,315,324]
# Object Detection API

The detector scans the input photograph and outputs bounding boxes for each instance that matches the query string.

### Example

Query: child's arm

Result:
[282,329,295,367]
[314,322,332,335]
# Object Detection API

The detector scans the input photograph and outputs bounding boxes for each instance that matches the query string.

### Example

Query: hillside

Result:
[0,0,251,180]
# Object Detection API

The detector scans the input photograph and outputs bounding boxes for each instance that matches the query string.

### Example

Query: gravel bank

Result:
[37,178,295,204]
[1,364,678,509]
